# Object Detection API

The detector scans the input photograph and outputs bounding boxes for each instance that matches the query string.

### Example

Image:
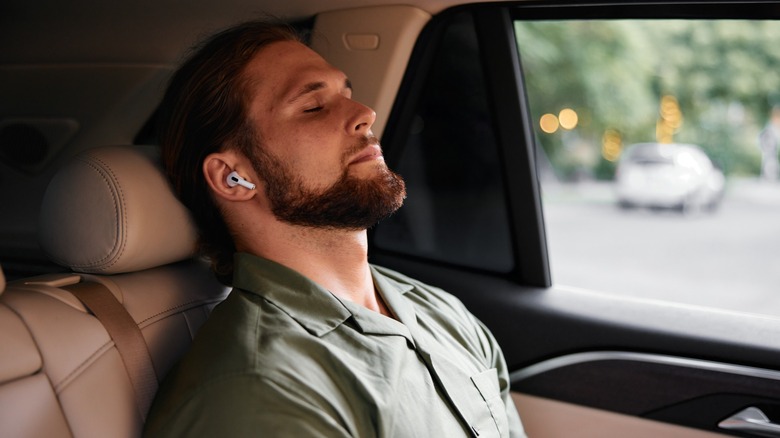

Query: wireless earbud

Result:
[226,171,256,190]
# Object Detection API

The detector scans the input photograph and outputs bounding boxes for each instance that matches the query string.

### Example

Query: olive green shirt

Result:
[144,253,525,437]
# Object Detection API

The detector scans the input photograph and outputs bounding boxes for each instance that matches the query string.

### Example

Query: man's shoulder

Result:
[148,289,335,428]
[164,289,315,386]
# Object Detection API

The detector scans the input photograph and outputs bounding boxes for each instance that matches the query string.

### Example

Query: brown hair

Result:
[158,20,302,284]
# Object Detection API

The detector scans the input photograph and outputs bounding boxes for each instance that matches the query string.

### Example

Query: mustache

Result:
[344,135,381,160]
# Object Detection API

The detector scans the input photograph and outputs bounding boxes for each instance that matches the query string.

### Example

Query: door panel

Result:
[513,394,728,438]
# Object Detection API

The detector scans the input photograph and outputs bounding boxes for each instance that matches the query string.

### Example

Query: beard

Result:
[250,137,406,230]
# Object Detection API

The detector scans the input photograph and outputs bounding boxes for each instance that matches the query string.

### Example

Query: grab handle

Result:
[719,407,780,437]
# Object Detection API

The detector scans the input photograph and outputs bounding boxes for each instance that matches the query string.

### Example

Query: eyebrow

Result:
[286,78,353,104]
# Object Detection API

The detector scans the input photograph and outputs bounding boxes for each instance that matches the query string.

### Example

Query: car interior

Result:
[3,1,780,437]
[1,145,228,436]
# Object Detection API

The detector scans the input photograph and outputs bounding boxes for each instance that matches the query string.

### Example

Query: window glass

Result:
[515,19,780,315]
[374,12,514,272]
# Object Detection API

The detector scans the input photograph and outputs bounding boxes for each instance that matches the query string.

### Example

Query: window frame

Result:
[375,5,551,287]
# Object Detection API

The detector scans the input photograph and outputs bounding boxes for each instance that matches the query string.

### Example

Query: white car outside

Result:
[615,142,725,212]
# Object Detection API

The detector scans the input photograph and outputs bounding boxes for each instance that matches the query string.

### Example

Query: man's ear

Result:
[203,151,257,202]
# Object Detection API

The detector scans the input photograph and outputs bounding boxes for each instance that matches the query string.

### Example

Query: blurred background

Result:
[515,19,780,316]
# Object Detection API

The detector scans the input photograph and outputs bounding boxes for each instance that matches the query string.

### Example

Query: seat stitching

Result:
[0,302,45,375]
[70,155,126,269]
[53,341,115,393]
[138,297,225,327]
[83,154,128,270]
[1,294,115,393]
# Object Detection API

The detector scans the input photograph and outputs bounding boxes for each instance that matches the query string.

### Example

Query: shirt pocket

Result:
[471,368,509,437]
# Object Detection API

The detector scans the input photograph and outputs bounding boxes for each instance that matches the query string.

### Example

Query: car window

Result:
[514,17,780,315]
[374,11,514,273]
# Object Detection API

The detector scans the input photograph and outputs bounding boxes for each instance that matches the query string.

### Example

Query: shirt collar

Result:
[321,266,418,342]
[370,265,417,331]
[231,253,418,338]
[231,252,352,337]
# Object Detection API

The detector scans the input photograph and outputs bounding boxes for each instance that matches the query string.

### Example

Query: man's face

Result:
[242,40,405,229]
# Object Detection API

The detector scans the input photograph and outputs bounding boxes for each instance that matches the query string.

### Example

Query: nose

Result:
[348,100,376,135]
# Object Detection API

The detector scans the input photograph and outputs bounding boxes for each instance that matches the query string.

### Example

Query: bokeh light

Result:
[602,129,623,162]
[559,108,578,130]
[540,113,559,133]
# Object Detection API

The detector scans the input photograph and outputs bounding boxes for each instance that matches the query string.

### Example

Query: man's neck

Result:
[238,222,389,315]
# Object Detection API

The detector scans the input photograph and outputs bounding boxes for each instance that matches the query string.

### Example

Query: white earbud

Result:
[226,171,256,190]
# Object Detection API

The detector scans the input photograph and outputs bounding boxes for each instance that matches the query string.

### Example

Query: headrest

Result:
[39,146,198,274]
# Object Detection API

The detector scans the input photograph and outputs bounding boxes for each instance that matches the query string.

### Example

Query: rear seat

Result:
[0,145,229,438]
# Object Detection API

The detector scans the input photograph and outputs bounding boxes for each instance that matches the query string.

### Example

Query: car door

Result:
[370,2,780,436]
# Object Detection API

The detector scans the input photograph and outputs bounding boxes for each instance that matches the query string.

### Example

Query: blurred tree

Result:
[516,19,777,179]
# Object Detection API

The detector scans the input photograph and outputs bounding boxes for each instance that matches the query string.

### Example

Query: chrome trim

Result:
[719,406,780,437]
[510,351,780,383]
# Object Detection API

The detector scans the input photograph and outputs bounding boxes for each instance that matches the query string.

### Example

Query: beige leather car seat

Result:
[0,146,229,438]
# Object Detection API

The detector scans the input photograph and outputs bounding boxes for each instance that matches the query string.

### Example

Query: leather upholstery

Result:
[1,146,229,437]
[39,146,198,274]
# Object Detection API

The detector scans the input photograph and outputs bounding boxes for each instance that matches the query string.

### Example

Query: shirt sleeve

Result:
[144,373,353,438]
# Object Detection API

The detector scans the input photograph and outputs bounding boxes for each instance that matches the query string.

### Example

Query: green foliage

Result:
[594,157,617,181]
[516,19,780,178]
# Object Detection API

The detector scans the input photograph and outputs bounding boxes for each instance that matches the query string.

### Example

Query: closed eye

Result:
[304,106,323,113]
